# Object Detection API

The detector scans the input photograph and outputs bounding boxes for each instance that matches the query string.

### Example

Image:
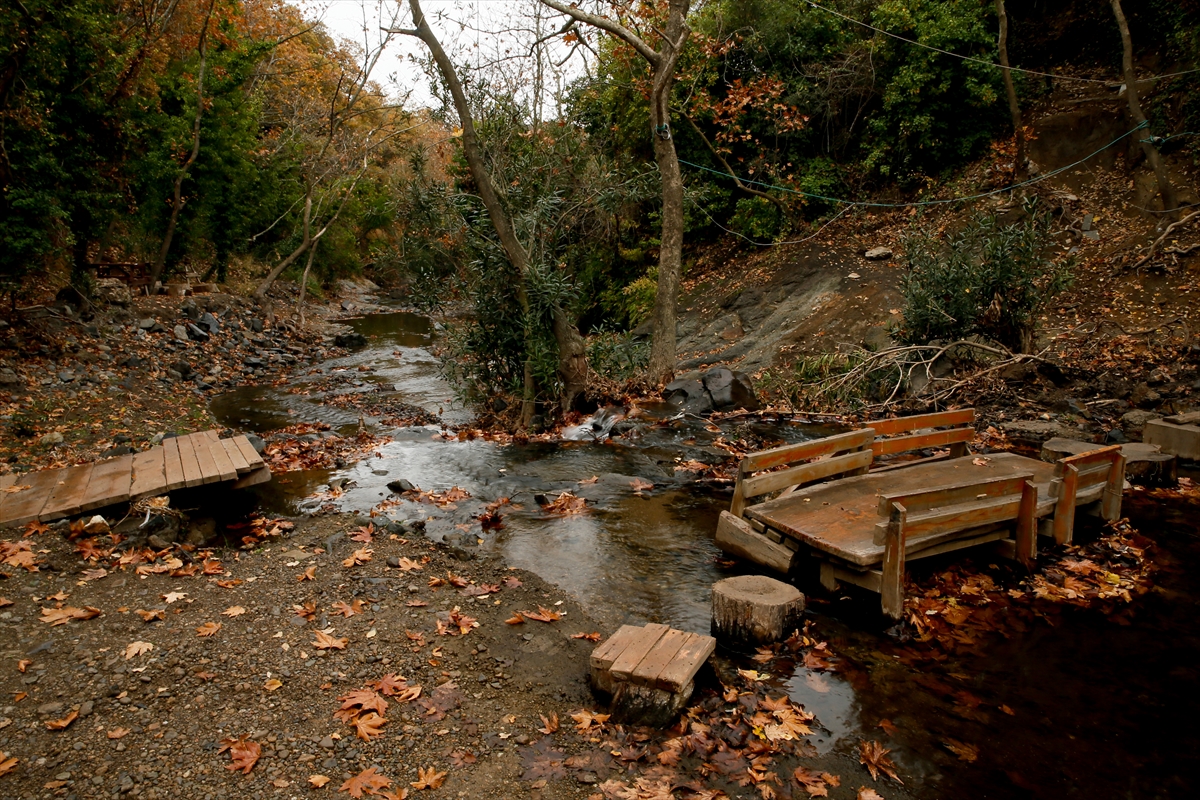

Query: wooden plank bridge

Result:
[715,409,1127,619]
[0,430,270,528]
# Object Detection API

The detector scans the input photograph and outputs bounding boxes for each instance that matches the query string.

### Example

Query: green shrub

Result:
[587,327,650,381]
[896,203,1072,353]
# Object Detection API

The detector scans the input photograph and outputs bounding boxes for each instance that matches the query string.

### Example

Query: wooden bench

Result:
[590,624,716,725]
[1050,444,1124,544]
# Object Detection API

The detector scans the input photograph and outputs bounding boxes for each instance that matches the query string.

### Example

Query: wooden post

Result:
[881,502,907,620]
[1102,454,1126,521]
[711,575,805,645]
[1015,479,1038,570]
[949,439,969,458]
[1053,464,1079,545]
[729,462,748,518]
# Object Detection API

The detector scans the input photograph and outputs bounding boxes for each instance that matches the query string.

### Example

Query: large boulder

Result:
[702,367,760,411]
[333,331,368,349]
[663,378,714,415]
[95,278,133,307]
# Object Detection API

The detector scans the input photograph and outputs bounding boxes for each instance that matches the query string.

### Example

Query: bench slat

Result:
[631,629,690,689]
[871,427,973,457]
[590,625,642,672]
[743,450,873,500]
[656,632,716,692]
[877,472,1034,517]
[868,408,974,437]
[740,429,873,474]
[609,624,669,681]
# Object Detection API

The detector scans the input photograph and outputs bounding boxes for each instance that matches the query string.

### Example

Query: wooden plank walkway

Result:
[0,430,269,528]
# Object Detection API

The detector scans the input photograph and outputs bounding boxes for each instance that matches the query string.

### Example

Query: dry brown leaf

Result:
[196,622,222,637]
[135,609,165,622]
[162,591,186,603]
[16,659,31,673]
[343,547,373,567]
[570,631,601,642]
[857,789,884,800]
[352,711,388,741]
[222,605,246,617]
[264,678,283,692]
[538,712,559,734]
[45,710,78,731]
[859,740,902,784]
[39,606,101,626]
[219,734,261,774]
[340,767,391,798]
[521,606,561,623]
[298,566,316,581]
[0,754,16,777]
[313,630,348,650]
[124,641,153,660]
[504,612,525,625]
[570,709,610,733]
[308,774,330,788]
[333,600,364,618]
[394,557,422,572]
[411,766,447,790]
[107,728,131,739]
[942,738,979,763]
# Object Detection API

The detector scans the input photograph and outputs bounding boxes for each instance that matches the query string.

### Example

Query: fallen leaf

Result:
[196,622,222,637]
[505,613,525,625]
[343,547,373,567]
[411,766,447,790]
[135,609,165,622]
[571,709,610,733]
[630,478,654,494]
[162,592,186,604]
[219,734,261,774]
[107,727,132,739]
[942,738,979,763]
[298,566,316,581]
[124,641,153,660]
[45,710,78,731]
[0,754,16,776]
[0,598,11,608]
[264,678,283,692]
[859,740,902,784]
[313,630,348,650]
[522,606,561,623]
[308,774,330,788]
[16,660,31,673]
[570,632,601,642]
[333,600,364,618]
[341,766,391,798]
[857,789,884,800]
[395,557,423,572]
[39,606,101,626]
[353,711,388,740]
[538,712,559,734]
[503,576,522,589]
[222,605,246,617]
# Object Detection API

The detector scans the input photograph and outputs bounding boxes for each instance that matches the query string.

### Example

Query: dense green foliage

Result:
[896,203,1073,352]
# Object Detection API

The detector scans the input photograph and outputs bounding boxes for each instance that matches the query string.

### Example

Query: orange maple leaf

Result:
[313,630,348,650]
[411,766,447,790]
[352,711,388,741]
[219,734,262,775]
[340,767,392,798]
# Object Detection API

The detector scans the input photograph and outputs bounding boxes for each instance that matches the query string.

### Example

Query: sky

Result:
[292,0,589,111]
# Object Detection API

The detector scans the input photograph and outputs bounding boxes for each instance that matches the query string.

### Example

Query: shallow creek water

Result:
[211,307,1200,798]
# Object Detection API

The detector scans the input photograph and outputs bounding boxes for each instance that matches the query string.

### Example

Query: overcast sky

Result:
[293,0,589,111]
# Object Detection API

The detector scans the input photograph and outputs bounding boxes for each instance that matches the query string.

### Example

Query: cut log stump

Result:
[711,575,805,646]
[589,624,715,727]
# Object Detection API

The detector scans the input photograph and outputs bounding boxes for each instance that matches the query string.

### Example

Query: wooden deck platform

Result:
[0,430,269,528]
[744,453,1069,567]
[590,624,716,725]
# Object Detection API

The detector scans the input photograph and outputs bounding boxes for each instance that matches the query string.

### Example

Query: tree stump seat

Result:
[711,575,805,646]
[590,624,716,726]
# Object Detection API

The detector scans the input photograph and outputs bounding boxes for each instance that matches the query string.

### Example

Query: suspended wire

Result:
[678,121,1149,209]
[804,0,1200,86]
[685,195,851,247]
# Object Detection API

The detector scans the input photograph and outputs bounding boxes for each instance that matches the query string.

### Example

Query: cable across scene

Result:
[678,120,1149,209]
[805,0,1200,86]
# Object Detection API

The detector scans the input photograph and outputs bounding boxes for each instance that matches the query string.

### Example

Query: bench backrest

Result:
[868,408,975,459]
[873,471,1035,545]
[730,428,875,517]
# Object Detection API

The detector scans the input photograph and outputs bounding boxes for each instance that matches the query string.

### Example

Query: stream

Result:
[211,305,1200,798]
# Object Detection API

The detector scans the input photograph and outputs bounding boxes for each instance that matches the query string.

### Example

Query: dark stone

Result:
[251,318,264,333]
[243,357,265,368]
[186,323,209,342]
[1104,428,1128,444]
[1053,398,1090,419]
[490,397,508,413]
[120,355,145,368]
[333,332,368,349]
[101,446,135,459]
[244,433,265,453]
[171,360,194,380]
[199,312,220,334]
[180,301,199,321]
[663,378,714,415]
[387,478,415,494]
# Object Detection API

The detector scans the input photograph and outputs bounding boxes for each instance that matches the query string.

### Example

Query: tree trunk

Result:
[397,0,587,424]
[297,243,317,326]
[149,0,215,287]
[994,0,1025,181]
[538,0,691,385]
[1110,0,1177,218]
